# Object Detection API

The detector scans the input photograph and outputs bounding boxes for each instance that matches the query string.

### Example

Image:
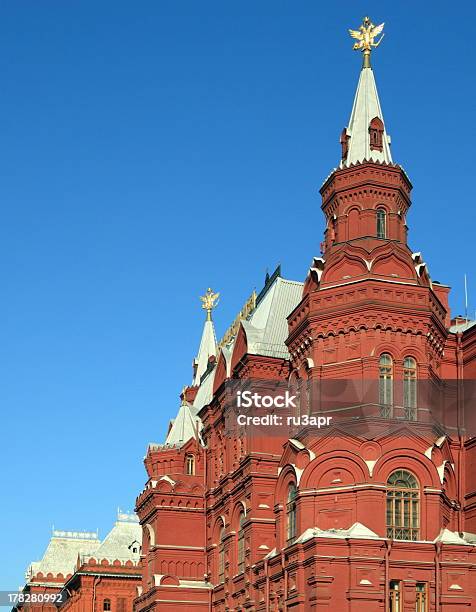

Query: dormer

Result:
[128,540,141,555]
[369,116,384,152]
[340,128,350,160]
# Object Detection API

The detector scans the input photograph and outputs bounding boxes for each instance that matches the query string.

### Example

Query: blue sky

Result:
[0,0,475,589]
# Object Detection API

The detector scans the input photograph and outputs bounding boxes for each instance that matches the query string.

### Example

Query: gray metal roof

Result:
[88,512,141,564]
[27,531,100,580]
[244,277,303,358]
[26,512,142,582]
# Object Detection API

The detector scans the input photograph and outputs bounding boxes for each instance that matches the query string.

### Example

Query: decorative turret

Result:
[315,18,414,261]
[287,17,450,399]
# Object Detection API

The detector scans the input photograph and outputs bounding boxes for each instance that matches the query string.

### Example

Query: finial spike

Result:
[349,16,385,68]
[200,288,219,321]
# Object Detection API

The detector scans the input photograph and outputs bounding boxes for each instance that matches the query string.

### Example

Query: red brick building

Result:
[17,513,141,612]
[16,17,476,612]
[134,19,476,612]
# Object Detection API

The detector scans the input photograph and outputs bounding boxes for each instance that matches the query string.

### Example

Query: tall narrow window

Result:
[296,377,303,417]
[330,215,337,243]
[288,373,300,418]
[379,353,393,416]
[403,357,417,421]
[377,208,387,239]
[287,483,297,542]
[386,470,419,540]
[218,523,225,583]
[103,600,111,612]
[416,583,427,612]
[186,454,195,475]
[389,581,401,612]
[117,599,126,612]
[237,511,245,573]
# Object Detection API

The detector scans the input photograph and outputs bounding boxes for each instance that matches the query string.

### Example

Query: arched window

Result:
[218,522,225,583]
[103,600,111,612]
[379,353,393,416]
[403,357,417,421]
[386,470,419,540]
[287,483,297,543]
[237,511,245,573]
[186,454,195,475]
[376,208,387,239]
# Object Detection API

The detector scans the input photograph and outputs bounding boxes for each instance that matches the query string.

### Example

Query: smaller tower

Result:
[135,290,218,612]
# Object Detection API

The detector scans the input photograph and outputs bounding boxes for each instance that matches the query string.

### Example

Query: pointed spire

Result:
[192,288,218,386]
[341,17,392,167]
[164,400,201,447]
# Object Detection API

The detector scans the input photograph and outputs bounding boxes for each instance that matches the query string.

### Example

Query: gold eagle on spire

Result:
[200,288,219,319]
[349,16,385,52]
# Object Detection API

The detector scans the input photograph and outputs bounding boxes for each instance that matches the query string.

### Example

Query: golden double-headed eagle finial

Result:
[200,287,219,320]
[349,16,385,68]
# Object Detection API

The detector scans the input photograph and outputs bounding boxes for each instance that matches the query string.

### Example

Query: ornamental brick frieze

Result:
[135,494,157,522]
[289,327,448,368]
[233,355,290,381]
[330,187,401,211]
[287,296,310,334]
[287,335,312,360]
[320,163,412,203]
[136,485,204,514]
[297,315,431,341]
[307,282,433,312]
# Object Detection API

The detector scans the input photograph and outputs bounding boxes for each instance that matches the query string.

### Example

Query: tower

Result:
[134,290,221,611]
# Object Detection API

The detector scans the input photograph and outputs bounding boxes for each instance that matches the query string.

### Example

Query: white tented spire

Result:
[340,66,392,167]
[192,313,217,386]
[164,398,202,447]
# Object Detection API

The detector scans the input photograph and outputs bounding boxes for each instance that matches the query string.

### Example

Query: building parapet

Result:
[78,554,140,567]
[52,530,98,540]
